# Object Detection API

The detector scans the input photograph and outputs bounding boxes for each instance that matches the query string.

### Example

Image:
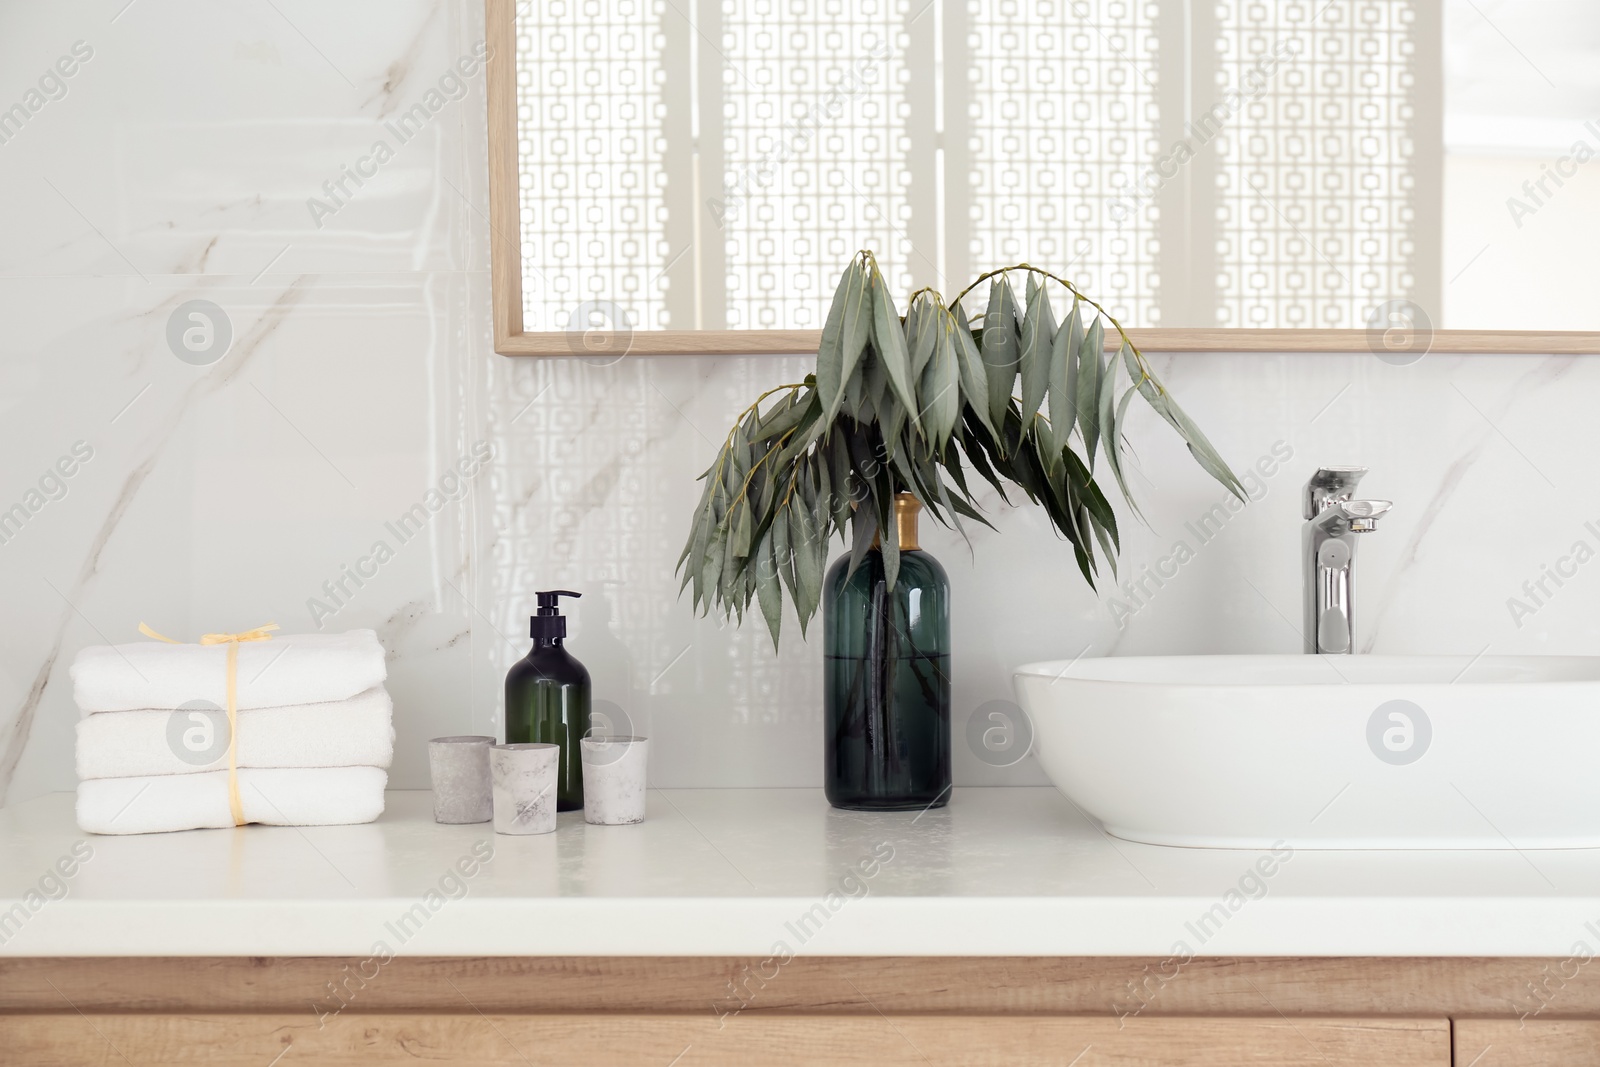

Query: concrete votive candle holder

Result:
[428,735,494,824]
[490,743,560,835]
[580,736,649,825]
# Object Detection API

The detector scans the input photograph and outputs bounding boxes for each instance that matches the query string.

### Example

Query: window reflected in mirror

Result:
[512,0,1600,337]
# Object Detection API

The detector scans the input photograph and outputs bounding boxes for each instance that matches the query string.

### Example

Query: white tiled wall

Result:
[3,0,1597,805]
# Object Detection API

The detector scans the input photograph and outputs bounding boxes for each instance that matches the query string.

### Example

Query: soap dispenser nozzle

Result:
[531,589,581,639]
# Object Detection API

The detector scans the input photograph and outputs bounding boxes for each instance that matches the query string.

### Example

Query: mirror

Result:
[495,0,1600,350]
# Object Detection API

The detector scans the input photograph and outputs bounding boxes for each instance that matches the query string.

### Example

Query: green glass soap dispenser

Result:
[504,589,590,811]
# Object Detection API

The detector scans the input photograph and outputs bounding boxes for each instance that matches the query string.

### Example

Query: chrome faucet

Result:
[1302,467,1391,654]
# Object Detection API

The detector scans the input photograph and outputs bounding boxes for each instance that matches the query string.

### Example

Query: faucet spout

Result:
[1302,468,1389,655]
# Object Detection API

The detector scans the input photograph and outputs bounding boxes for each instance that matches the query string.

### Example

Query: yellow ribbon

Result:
[138,622,280,828]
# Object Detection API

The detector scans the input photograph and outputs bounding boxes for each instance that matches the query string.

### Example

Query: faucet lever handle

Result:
[1303,466,1369,519]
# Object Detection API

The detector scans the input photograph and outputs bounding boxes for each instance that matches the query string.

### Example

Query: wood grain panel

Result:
[484,0,522,352]
[1455,1019,1600,1067]
[2,957,1592,1019]
[492,327,1600,356]
[0,1012,1450,1067]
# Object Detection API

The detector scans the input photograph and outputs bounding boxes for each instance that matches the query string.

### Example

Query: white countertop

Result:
[2,788,1598,957]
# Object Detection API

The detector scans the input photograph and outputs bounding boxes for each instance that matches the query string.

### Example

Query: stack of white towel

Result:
[70,629,394,835]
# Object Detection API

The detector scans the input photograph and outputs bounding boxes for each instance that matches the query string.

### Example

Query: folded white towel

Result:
[75,687,395,780]
[76,766,389,835]
[71,629,386,713]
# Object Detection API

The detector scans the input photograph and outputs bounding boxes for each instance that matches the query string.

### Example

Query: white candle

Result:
[580,736,648,825]
[490,743,560,835]
[427,735,493,824]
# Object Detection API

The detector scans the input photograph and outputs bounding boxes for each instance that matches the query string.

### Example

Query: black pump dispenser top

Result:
[531,589,580,639]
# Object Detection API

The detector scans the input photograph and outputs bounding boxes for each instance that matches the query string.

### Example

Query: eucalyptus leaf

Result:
[981,276,1019,434]
[869,265,921,431]
[751,391,807,444]
[729,420,751,486]
[880,483,900,592]
[1048,298,1081,454]
[817,257,872,426]
[947,492,996,529]
[828,438,854,525]
[921,446,968,541]
[908,297,937,378]
[814,449,832,534]
[861,342,887,420]
[701,525,727,615]
[1103,384,1141,517]
[882,395,908,460]
[847,505,877,581]
[677,491,705,574]
[807,506,828,626]
[771,400,823,472]
[919,311,962,451]
[1077,317,1105,467]
[684,497,713,601]
[718,514,739,603]
[1019,276,1055,425]
[773,497,798,607]
[754,462,776,524]
[1097,337,1121,474]
[958,418,1011,503]
[1077,462,1119,553]
[733,497,752,558]
[887,442,923,513]
[1089,510,1118,578]
[1123,346,1246,499]
[756,528,782,649]
[790,503,822,631]
[936,441,995,531]
[952,304,995,438]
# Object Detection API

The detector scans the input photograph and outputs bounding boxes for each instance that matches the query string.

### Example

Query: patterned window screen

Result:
[1211,0,1441,328]
[961,0,1161,326]
[718,2,914,329]
[515,0,669,334]
[514,0,1439,332]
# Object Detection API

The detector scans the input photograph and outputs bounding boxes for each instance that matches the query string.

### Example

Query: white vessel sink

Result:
[1014,654,1600,850]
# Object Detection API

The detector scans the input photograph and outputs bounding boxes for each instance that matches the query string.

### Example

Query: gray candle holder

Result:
[490,743,560,835]
[580,735,648,825]
[428,735,494,824]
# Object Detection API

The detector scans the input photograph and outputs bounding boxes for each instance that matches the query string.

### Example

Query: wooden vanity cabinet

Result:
[4,957,1598,1065]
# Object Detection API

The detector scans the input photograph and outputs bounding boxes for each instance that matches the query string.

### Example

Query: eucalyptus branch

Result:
[679,249,1242,651]
[952,262,1162,393]
[704,382,808,518]
[733,424,802,503]
[721,383,809,447]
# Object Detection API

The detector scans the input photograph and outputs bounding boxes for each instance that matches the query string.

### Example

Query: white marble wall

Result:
[3,0,1598,806]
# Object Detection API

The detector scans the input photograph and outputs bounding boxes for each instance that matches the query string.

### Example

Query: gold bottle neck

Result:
[891,492,920,551]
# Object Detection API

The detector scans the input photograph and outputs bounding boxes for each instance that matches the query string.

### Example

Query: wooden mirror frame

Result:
[485,0,1600,357]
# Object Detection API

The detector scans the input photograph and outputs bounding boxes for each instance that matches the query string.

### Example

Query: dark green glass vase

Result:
[823,494,951,811]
